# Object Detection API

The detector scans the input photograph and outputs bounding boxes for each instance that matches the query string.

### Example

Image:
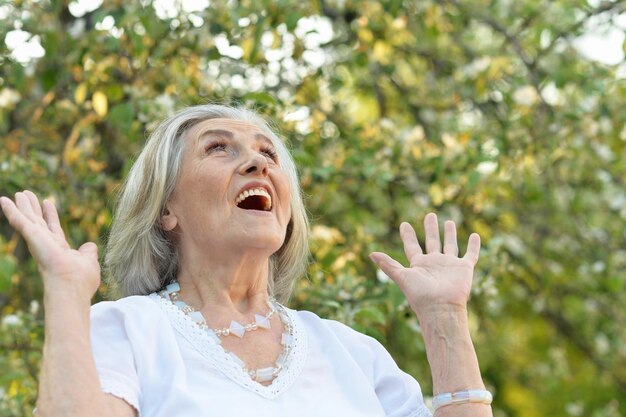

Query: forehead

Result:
[187,118,272,144]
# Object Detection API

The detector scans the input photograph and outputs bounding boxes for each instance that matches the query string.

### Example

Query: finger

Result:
[0,196,12,215]
[15,192,37,222]
[1,195,31,233]
[1,196,41,240]
[78,242,99,260]
[399,222,422,265]
[42,199,65,237]
[443,220,458,256]
[0,197,26,232]
[424,213,441,253]
[369,252,406,286]
[463,233,481,265]
[23,190,43,219]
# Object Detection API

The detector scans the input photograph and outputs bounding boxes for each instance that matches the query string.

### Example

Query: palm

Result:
[370,213,480,317]
[402,253,475,310]
[0,191,101,298]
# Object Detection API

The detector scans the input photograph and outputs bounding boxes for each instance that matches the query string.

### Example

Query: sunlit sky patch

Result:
[573,7,626,65]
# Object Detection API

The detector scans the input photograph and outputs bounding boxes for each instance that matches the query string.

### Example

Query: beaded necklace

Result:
[166,283,276,338]
[159,282,293,383]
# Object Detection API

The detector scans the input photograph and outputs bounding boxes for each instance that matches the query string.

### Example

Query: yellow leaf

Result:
[8,380,19,397]
[92,91,108,117]
[87,158,107,173]
[372,41,392,64]
[488,57,513,79]
[394,61,418,86]
[75,83,88,104]
[471,219,492,241]
[358,28,373,45]
[66,147,81,163]
[241,38,254,61]
[96,209,112,228]
[499,212,517,229]
[272,30,280,49]
[410,144,422,159]
[429,183,444,206]
[502,383,542,417]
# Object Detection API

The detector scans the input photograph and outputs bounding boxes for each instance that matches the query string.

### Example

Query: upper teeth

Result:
[235,187,272,210]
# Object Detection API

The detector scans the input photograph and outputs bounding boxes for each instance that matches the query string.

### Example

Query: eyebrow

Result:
[198,129,274,147]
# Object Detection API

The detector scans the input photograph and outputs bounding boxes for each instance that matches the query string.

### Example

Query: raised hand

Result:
[0,190,101,302]
[369,213,480,319]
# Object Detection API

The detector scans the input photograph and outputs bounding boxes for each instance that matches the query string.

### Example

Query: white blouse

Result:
[90,294,432,417]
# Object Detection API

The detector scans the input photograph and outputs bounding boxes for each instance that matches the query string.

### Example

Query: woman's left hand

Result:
[369,213,480,319]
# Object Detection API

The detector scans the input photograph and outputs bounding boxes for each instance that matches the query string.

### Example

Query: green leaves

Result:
[1,0,626,415]
[0,255,16,293]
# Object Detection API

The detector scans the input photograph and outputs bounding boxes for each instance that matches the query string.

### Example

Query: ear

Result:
[161,204,178,231]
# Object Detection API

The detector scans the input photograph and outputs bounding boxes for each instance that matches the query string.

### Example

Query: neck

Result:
[175,249,272,316]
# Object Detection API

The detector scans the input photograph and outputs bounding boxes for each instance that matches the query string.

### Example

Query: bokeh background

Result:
[1,0,626,416]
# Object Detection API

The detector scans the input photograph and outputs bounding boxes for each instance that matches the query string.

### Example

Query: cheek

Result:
[282,198,292,230]
[173,174,226,221]
[188,168,227,200]
[279,180,292,215]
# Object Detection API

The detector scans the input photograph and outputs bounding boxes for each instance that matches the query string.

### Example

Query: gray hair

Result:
[104,104,309,303]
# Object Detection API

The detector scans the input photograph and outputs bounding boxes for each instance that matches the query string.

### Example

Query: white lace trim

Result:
[149,293,308,399]
[98,368,141,413]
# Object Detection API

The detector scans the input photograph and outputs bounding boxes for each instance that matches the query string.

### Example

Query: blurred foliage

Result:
[1,0,626,416]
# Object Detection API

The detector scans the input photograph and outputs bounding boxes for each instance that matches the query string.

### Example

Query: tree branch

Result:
[538,1,626,60]
[369,62,387,118]
[439,0,553,123]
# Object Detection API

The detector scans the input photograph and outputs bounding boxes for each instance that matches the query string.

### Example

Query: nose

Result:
[239,149,269,176]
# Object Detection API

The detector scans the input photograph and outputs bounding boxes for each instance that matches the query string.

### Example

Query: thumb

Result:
[369,252,406,285]
[78,242,98,259]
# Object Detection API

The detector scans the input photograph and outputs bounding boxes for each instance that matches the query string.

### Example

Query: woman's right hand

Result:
[0,190,101,302]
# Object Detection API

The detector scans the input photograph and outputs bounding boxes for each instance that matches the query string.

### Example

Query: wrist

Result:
[415,302,467,315]
[433,389,493,411]
[42,271,98,301]
[43,285,93,310]
[418,305,486,396]
[416,303,469,331]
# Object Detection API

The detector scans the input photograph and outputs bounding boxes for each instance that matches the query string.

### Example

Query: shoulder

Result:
[292,309,389,361]
[91,294,157,311]
[91,294,159,315]
[294,309,377,341]
[90,294,163,334]
[292,307,429,416]
[89,297,151,413]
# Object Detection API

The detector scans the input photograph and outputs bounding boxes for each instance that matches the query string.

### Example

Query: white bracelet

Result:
[432,389,493,410]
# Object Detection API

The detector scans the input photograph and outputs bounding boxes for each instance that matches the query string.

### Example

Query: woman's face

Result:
[162,118,292,258]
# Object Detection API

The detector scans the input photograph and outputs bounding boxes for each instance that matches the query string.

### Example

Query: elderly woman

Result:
[0,105,492,417]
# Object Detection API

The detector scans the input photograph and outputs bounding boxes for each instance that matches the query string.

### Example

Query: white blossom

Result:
[2,314,21,327]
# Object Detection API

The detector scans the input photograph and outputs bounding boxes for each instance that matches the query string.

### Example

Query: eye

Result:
[205,141,228,153]
[261,146,278,162]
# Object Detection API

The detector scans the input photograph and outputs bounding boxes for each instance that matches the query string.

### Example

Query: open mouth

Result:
[235,187,272,211]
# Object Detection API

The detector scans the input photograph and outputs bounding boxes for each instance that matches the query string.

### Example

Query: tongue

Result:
[237,195,270,211]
